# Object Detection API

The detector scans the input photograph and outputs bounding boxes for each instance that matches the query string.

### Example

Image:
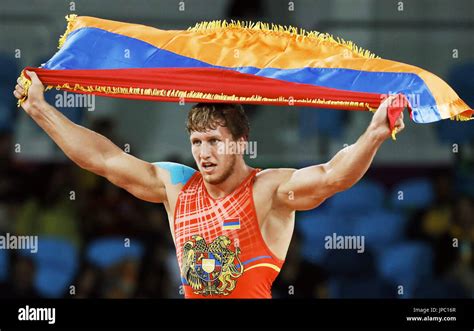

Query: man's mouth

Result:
[201,162,217,172]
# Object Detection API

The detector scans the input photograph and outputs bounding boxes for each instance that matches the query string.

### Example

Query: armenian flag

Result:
[18,15,472,138]
[223,218,241,231]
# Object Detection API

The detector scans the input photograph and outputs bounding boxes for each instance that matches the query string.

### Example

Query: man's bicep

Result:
[103,152,168,203]
[275,164,333,211]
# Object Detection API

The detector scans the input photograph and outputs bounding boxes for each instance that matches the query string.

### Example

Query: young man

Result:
[14,71,404,298]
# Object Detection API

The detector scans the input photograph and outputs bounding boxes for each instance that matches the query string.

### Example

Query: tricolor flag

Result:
[223,218,241,231]
[18,15,472,139]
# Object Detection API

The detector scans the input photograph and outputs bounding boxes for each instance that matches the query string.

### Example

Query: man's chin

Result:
[202,173,223,185]
[202,170,231,185]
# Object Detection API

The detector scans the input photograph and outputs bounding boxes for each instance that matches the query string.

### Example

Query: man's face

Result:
[190,126,244,185]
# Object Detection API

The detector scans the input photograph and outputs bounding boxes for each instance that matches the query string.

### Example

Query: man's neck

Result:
[204,162,253,199]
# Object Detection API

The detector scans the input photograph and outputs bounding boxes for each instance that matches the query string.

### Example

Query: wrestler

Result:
[14,70,404,298]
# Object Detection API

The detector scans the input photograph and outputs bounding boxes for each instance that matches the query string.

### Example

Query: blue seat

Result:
[20,237,78,298]
[326,180,386,214]
[390,178,434,210]
[353,210,406,249]
[323,249,376,278]
[86,237,144,268]
[296,210,355,264]
[328,277,394,298]
[0,249,8,282]
[436,120,474,145]
[376,241,433,298]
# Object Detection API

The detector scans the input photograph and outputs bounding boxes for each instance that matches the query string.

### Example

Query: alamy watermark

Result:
[217,140,258,159]
[18,305,55,325]
[380,92,420,108]
[55,91,95,111]
[325,233,365,253]
[0,233,38,253]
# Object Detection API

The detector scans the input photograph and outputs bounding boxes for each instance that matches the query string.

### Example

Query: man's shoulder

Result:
[256,167,296,180]
[254,167,296,189]
[152,161,197,186]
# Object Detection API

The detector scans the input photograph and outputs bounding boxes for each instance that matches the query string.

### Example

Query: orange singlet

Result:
[174,168,284,298]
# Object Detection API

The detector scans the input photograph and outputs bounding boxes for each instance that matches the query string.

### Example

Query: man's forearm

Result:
[28,100,123,173]
[325,124,385,191]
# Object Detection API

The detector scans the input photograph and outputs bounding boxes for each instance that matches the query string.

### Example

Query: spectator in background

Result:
[80,178,150,240]
[71,262,102,299]
[135,242,174,298]
[102,259,141,299]
[14,164,82,248]
[448,197,474,297]
[408,173,458,275]
[421,174,453,238]
[0,253,40,299]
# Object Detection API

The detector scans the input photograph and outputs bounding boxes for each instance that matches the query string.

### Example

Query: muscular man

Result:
[14,70,404,298]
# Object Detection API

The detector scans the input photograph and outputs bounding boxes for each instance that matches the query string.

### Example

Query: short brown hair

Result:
[186,103,250,140]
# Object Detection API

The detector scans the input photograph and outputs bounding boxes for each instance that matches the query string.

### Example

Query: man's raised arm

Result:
[14,71,166,203]
[275,96,405,211]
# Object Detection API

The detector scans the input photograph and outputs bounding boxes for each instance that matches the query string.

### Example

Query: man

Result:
[14,70,404,298]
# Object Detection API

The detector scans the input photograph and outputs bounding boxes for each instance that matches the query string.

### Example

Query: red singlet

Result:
[174,168,284,298]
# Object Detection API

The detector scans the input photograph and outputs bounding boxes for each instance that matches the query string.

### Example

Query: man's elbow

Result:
[77,159,105,177]
[73,154,110,180]
[326,176,355,195]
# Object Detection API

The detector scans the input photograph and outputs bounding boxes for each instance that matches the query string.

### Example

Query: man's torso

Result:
[161,167,295,262]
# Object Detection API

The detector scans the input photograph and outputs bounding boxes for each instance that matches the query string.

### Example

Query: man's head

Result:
[186,103,250,184]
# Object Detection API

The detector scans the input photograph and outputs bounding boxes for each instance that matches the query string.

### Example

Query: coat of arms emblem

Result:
[181,235,244,296]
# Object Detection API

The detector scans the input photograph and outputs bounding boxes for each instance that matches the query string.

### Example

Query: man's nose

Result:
[199,142,211,158]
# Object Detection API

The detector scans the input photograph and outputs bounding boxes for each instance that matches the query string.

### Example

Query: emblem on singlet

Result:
[181,235,244,296]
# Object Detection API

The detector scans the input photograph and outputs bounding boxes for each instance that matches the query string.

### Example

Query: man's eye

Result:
[192,140,201,145]
[210,139,219,145]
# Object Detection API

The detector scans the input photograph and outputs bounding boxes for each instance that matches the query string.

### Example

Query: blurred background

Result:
[0,0,472,299]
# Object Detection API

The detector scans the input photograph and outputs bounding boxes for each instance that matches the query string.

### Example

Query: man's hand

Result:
[369,95,405,141]
[13,70,45,116]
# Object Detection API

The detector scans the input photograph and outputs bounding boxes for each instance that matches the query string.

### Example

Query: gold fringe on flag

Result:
[451,113,473,121]
[188,20,380,60]
[41,82,371,110]
[16,73,32,107]
[58,14,78,49]
[56,15,379,59]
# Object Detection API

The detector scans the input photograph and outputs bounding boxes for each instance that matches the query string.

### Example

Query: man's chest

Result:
[164,176,282,245]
